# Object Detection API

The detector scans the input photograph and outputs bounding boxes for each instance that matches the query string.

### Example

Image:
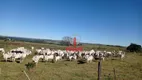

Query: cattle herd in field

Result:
[0,47,125,65]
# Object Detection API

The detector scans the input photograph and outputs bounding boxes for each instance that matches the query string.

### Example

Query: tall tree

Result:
[127,43,142,52]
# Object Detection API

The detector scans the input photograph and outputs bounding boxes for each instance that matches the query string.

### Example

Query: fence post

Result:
[98,60,101,80]
[113,68,116,80]
[0,68,1,75]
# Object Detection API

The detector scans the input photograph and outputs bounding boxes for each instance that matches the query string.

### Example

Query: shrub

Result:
[25,62,36,71]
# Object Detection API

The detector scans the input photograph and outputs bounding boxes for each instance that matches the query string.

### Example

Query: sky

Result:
[0,0,141,46]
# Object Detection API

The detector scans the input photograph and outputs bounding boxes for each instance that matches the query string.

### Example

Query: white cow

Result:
[41,47,44,50]
[44,54,54,62]
[35,49,42,54]
[11,52,27,62]
[8,47,32,62]
[119,52,125,59]
[84,55,94,63]
[32,55,44,65]
[54,56,62,62]
[0,48,5,53]
[68,54,77,61]
[2,52,12,62]
[31,46,34,50]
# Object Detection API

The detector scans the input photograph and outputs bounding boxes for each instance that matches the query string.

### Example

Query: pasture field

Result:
[0,40,142,80]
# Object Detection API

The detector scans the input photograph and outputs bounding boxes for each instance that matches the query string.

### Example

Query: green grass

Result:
[0,40,142,80]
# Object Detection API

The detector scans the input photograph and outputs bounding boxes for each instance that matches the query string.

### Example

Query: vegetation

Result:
[0,37,142,80]
[127,43,142,53]
[60,36,73,46]
[25,62,36,71]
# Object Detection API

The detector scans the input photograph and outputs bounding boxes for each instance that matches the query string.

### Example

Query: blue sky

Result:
[0,0,141,46]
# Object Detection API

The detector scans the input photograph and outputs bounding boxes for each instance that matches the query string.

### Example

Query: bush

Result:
[25,62,36,71]
[126,43,142,52]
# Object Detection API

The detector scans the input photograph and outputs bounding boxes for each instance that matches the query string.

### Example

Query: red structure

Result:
[73,37,76,47]
[66,37,83,52]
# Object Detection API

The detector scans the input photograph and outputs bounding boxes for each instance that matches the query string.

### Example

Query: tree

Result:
[126,43,142,52]
[60,36,73,46]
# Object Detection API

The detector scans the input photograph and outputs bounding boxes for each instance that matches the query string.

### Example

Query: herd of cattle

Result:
[0,47,125,65]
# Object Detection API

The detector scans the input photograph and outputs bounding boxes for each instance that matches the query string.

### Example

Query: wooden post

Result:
[113,68,116,80]
[0,68,1,75]
[98,60,101,80]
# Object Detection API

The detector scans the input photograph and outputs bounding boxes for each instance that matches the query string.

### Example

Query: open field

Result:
[0,40,142,80]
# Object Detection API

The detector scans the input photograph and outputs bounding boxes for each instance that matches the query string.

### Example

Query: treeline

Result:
[0,36,60,44]
[1,36,141,53]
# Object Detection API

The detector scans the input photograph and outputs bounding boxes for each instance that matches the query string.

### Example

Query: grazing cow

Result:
[105,51,112,57]
[68,54,77,61]
[11,51,27,62]
[43,54,54,62]
[32,55,44,65]
[119,52,125,60]
[35,49,42,54]
[84,55,94,63]
[41,47,44,50]
[2,52,12,62]
[54,55,62,62]
[3,47,32,62]
[29,49,127,64]
[99,52,105,61]
[31,46,34,50]
[0,48,5,53]
[120,53,125,59]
